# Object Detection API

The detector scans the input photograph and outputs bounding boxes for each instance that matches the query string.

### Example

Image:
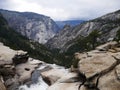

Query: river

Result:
[19,63,67,90]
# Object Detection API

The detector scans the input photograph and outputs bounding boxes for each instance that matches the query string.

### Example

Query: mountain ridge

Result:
[0,9,60,44]
[0,12,55,63]
[56,20,85,29]
[46,9,120,52]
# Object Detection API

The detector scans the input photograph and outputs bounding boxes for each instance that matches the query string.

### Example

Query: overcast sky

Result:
[0,0,120,21]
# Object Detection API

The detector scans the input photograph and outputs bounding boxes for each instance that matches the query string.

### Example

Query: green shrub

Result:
[72,58,79,68]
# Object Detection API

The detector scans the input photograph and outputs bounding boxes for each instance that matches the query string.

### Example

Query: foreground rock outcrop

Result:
[0,40,120,90]
[0,42,42,90]
[0,42,68,90]
[46,42,120,90]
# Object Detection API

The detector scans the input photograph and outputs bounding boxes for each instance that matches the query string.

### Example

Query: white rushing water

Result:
[19,77,48,90]
[19,63,68,90]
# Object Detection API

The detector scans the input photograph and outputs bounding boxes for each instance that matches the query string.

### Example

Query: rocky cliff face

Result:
[46,25,73,49]
[46,10,120,51]
[0,9,59,44]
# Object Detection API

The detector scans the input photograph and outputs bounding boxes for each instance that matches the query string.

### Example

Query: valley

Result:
[0,9,120,90]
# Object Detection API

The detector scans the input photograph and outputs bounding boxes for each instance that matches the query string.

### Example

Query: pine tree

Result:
[88,30,100,49]
[115,29,120,44]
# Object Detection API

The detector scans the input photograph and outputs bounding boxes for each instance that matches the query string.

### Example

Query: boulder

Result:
[15,58,42,83]
[47,72,80,90]
[12,51,29,65]
[41,69,66,85]
[0,42,16,65]
[0,43,42,90]
[41,64,68,85]
[79,52,116,78]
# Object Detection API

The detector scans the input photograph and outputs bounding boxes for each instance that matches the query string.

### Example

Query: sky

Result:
[0,0,120,21]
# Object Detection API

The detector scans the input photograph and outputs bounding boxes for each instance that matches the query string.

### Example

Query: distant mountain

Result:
[46,10,120,52]
[56,20,85,29]
[0,9,59,44]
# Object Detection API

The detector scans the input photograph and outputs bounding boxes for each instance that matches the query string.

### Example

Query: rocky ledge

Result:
[0,42,43,90]
[41,42,120,90]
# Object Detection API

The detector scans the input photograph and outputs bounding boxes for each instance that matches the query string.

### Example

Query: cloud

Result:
[0,0,120,20]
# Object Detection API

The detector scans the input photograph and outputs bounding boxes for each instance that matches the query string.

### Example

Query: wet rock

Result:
[15,59,41,84]
[40,66,53,72]
[31,70,41,84]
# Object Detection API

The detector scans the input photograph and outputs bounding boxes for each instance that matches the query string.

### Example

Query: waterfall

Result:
[19,63,67,90]
[19,77,48,90]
